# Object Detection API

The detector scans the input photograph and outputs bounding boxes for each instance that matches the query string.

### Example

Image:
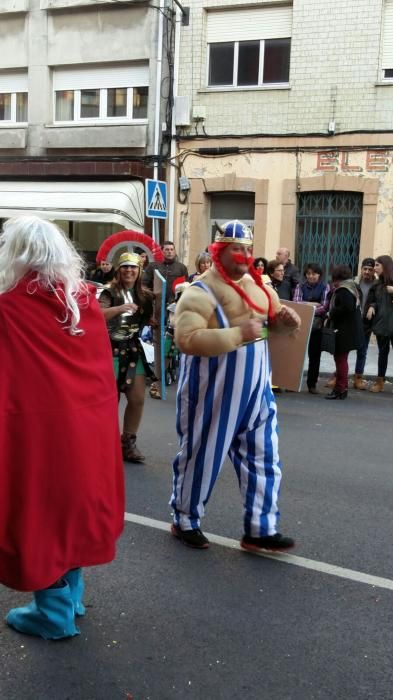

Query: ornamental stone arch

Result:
[281,174,379,274]
[187,173,269,265]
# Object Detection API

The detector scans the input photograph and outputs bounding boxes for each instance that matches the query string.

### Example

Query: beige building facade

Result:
[173,0,393,276]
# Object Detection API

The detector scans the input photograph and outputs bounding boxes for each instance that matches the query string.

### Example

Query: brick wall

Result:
[178,0,388,136]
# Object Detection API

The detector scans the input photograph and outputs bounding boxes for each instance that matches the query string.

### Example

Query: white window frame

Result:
[382,0,393,80]
[207,38,290,89]
[0,91,28,125]
[54,86,148,125]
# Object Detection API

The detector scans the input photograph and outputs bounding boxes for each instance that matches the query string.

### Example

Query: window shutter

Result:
[53,63,149,90]
[382,0,393,68]
[0,72,28,92]
[206,5,292,43]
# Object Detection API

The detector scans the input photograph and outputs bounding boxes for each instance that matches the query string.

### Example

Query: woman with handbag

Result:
[365,255,393,393]
[325,265,364,400]
[293,262,330,393]
[99,252,155,462]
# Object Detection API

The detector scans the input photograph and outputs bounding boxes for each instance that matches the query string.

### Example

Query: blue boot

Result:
[63,568,86,617]
[6,582,80,640]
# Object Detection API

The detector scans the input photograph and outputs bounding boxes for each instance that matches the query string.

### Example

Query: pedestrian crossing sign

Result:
[146,179,167,219]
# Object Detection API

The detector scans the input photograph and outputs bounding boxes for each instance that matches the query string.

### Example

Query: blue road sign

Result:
[146,179,167,219]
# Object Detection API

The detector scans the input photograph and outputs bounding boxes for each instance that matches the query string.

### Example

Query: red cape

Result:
[0,276,125,591]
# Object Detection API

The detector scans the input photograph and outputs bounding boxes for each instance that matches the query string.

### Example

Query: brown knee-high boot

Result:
[121,433,145,462]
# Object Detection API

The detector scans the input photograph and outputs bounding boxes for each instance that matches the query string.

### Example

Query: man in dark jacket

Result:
[143,241,188,304]
[143,241,188,399]
[276,248,300,298]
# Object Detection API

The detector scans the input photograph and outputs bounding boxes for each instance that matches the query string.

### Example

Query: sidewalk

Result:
[318,337,393,381]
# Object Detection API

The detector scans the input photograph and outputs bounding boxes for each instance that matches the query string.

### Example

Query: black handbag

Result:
[321,325,337,354]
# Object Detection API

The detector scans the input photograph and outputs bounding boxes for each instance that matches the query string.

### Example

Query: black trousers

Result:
[307,328,323,389]
[376,334,393,377]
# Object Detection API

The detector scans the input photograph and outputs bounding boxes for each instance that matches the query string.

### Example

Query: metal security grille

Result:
[295,191,362,279]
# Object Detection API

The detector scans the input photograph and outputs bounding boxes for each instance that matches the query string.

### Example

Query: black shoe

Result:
[308,386,319,394]
[240,533,295,553]
[171,524,209,549]
[325,389,348,400]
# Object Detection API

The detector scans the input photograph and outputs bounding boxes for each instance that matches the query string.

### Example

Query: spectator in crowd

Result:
[352,257,376,389]
[188,252,212,282]
[0,216,124,640]
[135,248,149,270]
[99,252,156,461]
[143,241,188,399]
[143,241,188,304]
[276,247,301,297]
[89,257,116,285]
[293,262,330,393]
[365,254,393,393]
[253,256,270,282]
[253,256,268,276]
[267,259,292,300]
[325,265,364,400]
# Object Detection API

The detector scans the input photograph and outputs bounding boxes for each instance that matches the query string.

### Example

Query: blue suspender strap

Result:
[192,281,229,329]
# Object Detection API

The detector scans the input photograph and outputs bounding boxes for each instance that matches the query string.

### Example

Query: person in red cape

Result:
[0,216,125,640]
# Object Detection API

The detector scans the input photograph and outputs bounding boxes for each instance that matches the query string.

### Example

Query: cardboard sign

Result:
[268,300,315,392]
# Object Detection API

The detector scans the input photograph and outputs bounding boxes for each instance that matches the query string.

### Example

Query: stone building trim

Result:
[188,172,269,263]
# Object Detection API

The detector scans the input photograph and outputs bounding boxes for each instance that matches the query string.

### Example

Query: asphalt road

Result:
[1,383,393,700]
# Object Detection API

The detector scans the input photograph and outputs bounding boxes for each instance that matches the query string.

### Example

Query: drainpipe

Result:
[167,6,182,243]
[152,0,165,244]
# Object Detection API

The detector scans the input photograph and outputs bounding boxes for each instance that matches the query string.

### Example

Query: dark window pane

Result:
[263,38,291,83]
[384,68,393,78]
[133,86,148,118]
[107,88,127,117]
[209,43,234,85]
[238,41,260,85]
[81,89,100,118]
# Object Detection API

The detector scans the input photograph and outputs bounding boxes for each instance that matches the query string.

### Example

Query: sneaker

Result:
[171,524,209,549]
[240,533,295,553]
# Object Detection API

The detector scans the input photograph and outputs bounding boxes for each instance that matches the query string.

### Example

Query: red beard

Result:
[231,253,254,266]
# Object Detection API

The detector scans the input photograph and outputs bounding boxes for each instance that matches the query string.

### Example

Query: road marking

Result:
[124,512,393,592]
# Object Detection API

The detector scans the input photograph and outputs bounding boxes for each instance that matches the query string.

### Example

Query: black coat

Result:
[328,287,364,353]
[366,282,393,337]
[271,277,292,301]
[142,260,189,303]
[284,260,301,294]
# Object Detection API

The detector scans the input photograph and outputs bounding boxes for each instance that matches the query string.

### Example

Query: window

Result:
[382,1,393,79]
[208,38,290,87]
[0,72,28,123]
[53,64,149,123]
[207,6,292,88]
[210,193,255,241]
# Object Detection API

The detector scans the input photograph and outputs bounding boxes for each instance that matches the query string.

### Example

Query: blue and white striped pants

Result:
[170,338,283,537]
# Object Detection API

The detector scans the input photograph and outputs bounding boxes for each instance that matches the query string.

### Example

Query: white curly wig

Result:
[0,215,88,335]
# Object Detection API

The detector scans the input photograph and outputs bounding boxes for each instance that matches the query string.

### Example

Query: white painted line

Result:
[124,512,393,592]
